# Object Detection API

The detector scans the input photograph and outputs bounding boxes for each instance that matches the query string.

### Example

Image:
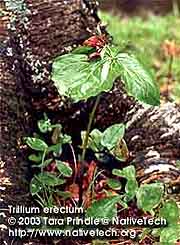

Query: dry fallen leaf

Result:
[162,40,180,57]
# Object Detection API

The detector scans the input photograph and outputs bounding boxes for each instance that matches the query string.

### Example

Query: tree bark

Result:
[125,102,180,186]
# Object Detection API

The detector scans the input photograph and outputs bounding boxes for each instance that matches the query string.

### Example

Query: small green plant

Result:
[52,38,159,165]
[25,114,179,243]
[51,34,160,206]
[25,114,73,207]
[86,165,179,243]
[52,43,160,105]
[86,165,138,219]
[140,197,180,244]
[86,166,163,219]
[81,123,128,161]
[26,34,160,208]
[158,199,180,243]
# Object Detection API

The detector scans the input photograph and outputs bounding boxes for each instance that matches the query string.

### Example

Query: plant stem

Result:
[69,144,77,183]
[41,148,47,172]
[79,95,101,206]
[81,95,101,162]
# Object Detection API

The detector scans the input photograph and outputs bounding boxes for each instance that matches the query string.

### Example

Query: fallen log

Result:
[125,102,180,186]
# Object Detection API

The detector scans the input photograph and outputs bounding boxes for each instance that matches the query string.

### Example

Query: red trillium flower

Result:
[83,35,108,49]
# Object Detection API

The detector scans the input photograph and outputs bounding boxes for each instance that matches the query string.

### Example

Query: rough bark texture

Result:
[0,0,180,244]
[0,2,34,244]
[125,102,180,186]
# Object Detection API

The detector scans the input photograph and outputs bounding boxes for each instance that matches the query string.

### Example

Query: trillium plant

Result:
[24,34,179,243]
[51,34,160,165]
[26,34,161,208]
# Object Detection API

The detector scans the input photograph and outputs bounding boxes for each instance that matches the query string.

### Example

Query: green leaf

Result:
[112,165,136,179]
[136,183,164,212]
[25,137,48,151]
[42,158,53,167]
[32,158,53,168]
[176,160,180,169]
[56,160,73,177]
[30,176,42,195]
[115,53,160,106]
[38,118,52,133]
[112,168,123,177]
[36,172,65,186]
[28,153,42,163]
[61,134,72,144]
[124,179,138,201]
[101,61,111,83]
[101,124,125,150]
[160,225,180,244]
[86,196,120,219]
[51,126,62,144]
[82,129,104,152]
[107,178,122,190]
[151,228,161,238]
[51,52,117,102]
[159,200,180,224]
[113,166,138,201]
[51,45,160,105]
[72,46,95,54]
[47,143,62,155]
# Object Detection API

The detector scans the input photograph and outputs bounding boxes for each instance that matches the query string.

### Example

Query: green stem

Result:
[81,95,101,162]
[41,148,47,172]
[79,95,101,206]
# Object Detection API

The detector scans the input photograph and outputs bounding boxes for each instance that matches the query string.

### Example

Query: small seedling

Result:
[25,114,73,207]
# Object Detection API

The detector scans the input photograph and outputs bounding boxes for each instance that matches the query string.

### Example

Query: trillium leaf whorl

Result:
[51,45,160,105]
